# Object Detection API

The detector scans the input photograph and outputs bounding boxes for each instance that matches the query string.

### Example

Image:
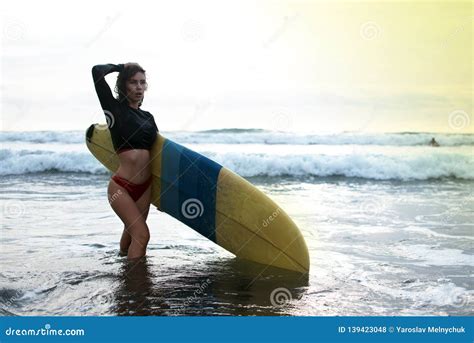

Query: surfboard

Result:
[86,124,310,273]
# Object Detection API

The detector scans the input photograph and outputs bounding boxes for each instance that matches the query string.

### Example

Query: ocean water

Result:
[0,130,473,316]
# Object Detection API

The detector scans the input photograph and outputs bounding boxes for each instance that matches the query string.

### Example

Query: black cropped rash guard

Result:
[91,64,158,152]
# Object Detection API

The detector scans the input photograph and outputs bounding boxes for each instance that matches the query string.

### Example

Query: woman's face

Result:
[126,72,147,103]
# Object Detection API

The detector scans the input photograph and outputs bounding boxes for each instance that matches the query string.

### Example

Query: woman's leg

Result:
[119,225,131,255]
[119,185,151,255]
[108,179,151,260]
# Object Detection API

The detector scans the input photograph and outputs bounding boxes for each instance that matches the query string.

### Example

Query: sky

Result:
[1,0,472,133]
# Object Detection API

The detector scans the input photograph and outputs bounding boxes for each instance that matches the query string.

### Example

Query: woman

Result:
[92,62,159,260]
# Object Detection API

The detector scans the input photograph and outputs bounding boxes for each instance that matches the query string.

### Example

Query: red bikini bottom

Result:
[111,174,152,202]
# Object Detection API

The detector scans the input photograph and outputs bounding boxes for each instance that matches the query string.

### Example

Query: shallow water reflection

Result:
[112,257,309,316]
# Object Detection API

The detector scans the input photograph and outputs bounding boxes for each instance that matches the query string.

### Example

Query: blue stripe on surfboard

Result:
[160,139,222,242]
[160,139,183,219]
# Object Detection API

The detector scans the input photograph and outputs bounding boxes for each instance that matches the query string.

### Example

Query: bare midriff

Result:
[115,149,152,184]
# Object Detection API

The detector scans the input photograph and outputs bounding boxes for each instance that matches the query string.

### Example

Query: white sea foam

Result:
[0,146,472,180]
[0,149,106,175]
[204,150,473,180]
[1,130,473,146]
[387,244,473,266]
[404,226,474,240]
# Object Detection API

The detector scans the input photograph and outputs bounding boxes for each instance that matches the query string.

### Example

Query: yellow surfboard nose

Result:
[215,168,310,273]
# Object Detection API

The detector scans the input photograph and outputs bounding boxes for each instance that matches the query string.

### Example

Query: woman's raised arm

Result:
[91,63,124,113]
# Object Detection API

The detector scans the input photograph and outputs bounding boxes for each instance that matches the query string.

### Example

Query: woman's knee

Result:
[128,222,150,246]
[131,226,150,245]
